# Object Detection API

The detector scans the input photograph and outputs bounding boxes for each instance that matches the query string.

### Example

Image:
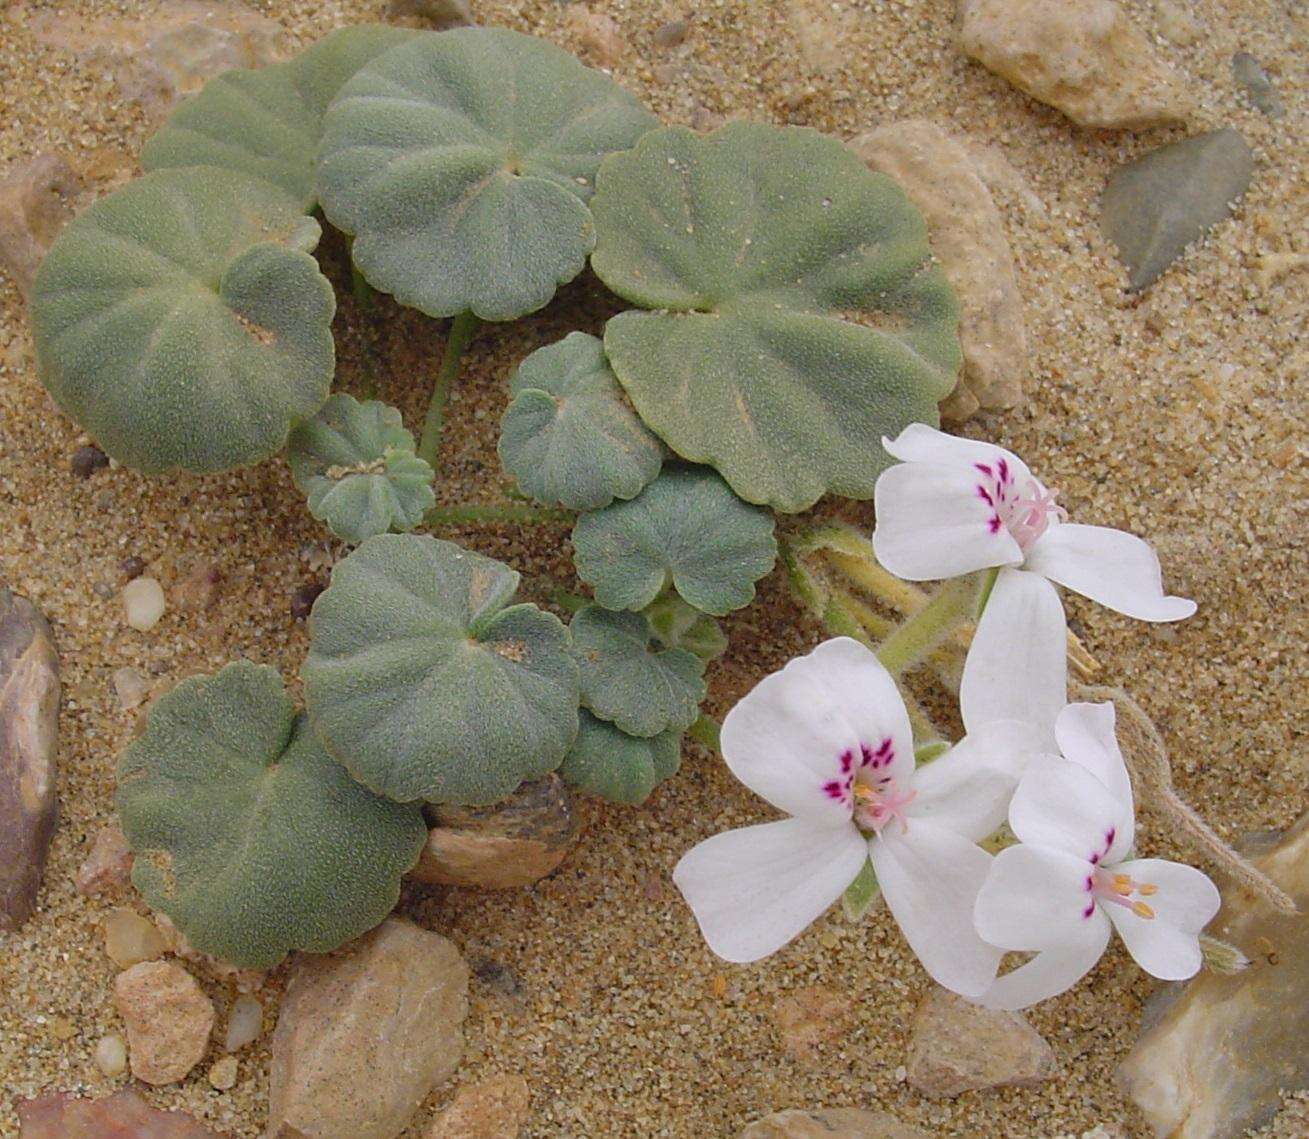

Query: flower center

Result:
[1084,867,1158,920]
[821,738,911,832]
[974,458,1068,552]
[851,780,916,835]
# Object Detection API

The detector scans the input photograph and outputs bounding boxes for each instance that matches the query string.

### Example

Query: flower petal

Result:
[1104,858,1221,980]
[1055,702,1133,808]
[672,817,868,963]
[870,820,1003,998]
[872,462,1023,581]
[803,638,916,789]
[907,718,1041,841]
[976,912,1111,1010]
[960,568,1067,748]
[882,424,1034,484]
[973,843,1101,950]
[719,642,861,823]
[1025,523,1197,622]
[1008,756,1135,863]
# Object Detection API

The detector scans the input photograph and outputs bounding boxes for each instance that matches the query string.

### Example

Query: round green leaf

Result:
[116,662,427,969]
[590,122,962,512]
[560,710,681,805]
[572,466,777,616]
[141,25,420,209]
[643,593,728,662]
[288,394,436,544]
[316,27,658,320]
[499,331,662,510]
[571,605,705,738]
[302,533,580,805]
[31,167,336,474]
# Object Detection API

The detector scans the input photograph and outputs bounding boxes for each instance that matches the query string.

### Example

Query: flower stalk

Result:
[417,309,479,468]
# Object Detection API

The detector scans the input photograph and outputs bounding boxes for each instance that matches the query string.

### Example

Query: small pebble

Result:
[208,1054,239,1091]
[94,1033,128,1077]
[290,581,325,620]
[176,561,221,611]
[119,555,146,582]
[653,19,689,49]
[1231,52,1284,117]
[70,445,108,479]
[103,907,167,967]
[224,994,263,1051]
[122,577,166,631]
[112,666,149,711]
[47,1016,77,1041]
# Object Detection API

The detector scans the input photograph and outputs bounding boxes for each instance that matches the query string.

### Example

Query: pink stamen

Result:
[974,456,1068,552]
[1084,867,1157,920]
[852,780,915,835]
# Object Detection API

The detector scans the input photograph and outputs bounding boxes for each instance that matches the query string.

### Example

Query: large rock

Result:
[114,961,216,1086]
[0,155,83,296]
[1100,128,1254,292]
[851,120,1027,421]
[958,0,1193,130]
[409,774,580,889]
[16,1089,230,1137]
[31,2,285,120]
[0,586,60,930]
[268,918,470,1139]
[1118,814,1309,1139]
[737,1109,932,1138]
[425,1073,530,1138]
[905,986,1056,1097]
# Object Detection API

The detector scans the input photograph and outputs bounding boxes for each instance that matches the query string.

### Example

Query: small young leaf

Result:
[116,662,426,968]
[571,605,705,738]
[31,167,335,474]
[499,332,662,510]
[571,466,777,616]
[643,593,729,662]
[560,709,682,805]
[589,122,962,512]
[302,534,579,805]
[288,394,435,544]
[317,27,657,320]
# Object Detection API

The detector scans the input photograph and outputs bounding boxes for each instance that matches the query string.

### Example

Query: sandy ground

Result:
[0,0,1305,1136]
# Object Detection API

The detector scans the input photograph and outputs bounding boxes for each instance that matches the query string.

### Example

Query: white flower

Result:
[872,424,1196,623]
[972,702,1221,1009]
[673,637,1035,998]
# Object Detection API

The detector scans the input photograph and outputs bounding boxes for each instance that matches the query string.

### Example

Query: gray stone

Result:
[906,986,1056,1098]
[851,120,1027,420]
[268,918,469,1139]
[1232,53,1284,118]
[0,587,60,930]
[410,773,579,889]
[1101,128,1253,291]
[959,0,1193,131]
[737,1108,931,1139]
[1119,813,1309,1139]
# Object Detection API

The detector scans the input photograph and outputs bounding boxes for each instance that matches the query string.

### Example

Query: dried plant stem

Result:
[1079,683,1297,915]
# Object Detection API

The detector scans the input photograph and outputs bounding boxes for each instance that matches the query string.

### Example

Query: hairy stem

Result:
[1078,683,1297,915]
[417,310,479,468]
[425,502,573,526]
[875,575,980,677]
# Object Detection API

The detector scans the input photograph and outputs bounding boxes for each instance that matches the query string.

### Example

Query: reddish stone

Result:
[17,1089,230,1138]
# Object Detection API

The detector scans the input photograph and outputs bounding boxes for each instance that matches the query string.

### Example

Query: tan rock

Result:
[425,1073,530,1138]
[76,821,134,896]
[905,986,1056,1098]
[32,2,286,120]
[1119,813,1309,1139]
[410,773,579,889]
[175,562,222,612]
[0,155,84,295]
[0,586,60,931]
[16,1089,230,1137]
[769,985,852,1066]
[958,0,1193,130]
[94,1033,129,1077]
[113,666,151,711]
[386,0,473,28]
[737,1108,932,1138]
[1155,1,1201,47]
[122,576,167,632]
[851,120,1027,420]
[103,907,168,967]
[267,918,470,1139]
[564,5,626,69]
[789,0,857,77]
[114,960,216,1086]
[208,1054,239,1091]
